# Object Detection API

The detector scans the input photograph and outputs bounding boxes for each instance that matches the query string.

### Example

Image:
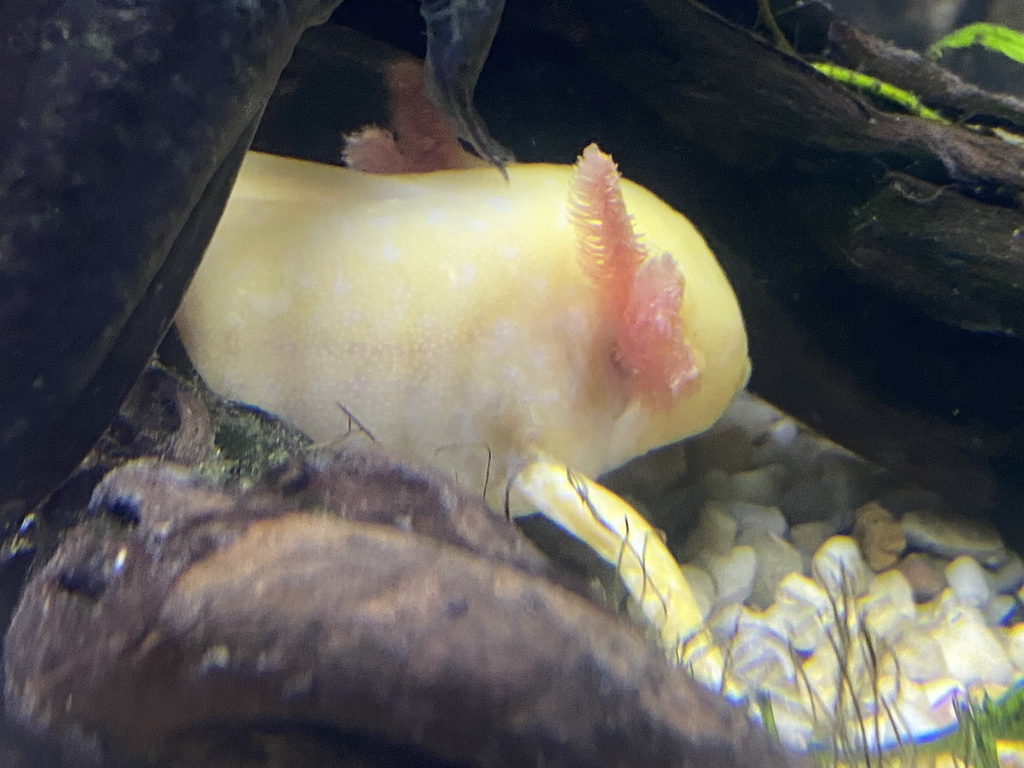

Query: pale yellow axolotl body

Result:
[176,146,750,682]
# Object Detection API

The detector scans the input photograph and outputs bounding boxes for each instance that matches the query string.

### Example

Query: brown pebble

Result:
[896,552,947,603]
[852,501,906,572]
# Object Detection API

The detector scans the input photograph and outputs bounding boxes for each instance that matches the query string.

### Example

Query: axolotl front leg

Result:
[512,457,725,686]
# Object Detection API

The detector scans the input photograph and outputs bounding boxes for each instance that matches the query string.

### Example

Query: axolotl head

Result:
[555,145,750,472]
[176,145,749,505]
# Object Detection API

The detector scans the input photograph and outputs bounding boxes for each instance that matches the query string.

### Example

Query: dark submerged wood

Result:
[0,0,509,527]
[5,444,805,768]
[469,0,1024,543]
[0,0,337,523]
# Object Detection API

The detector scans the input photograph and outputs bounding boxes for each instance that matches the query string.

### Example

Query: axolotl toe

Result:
[176,144,750,679]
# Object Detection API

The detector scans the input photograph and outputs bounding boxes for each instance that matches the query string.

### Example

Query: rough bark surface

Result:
[5,448,804,768]
[0,0,340,522]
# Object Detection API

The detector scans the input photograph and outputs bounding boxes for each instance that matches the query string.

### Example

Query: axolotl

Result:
[175,144,750,680]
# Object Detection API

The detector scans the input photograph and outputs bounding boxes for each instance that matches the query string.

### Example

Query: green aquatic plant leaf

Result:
[754,0,796,56]
[976,681,1024,741]
[928,22,1024,66]
[756,692,779,741]
[812,63,948,123]
[904,682,1024,768]
[954,694,1000,768]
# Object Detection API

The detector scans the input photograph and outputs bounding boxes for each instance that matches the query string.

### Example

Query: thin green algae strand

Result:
[812,63,948,123]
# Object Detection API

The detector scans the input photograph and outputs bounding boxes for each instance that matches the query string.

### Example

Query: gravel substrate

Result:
[605,392,1024,757]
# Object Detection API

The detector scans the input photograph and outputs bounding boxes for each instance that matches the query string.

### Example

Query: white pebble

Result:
[799,643,843,713]
[1007,623,1024,672]
[985,548,1024,594]
[680,564,716,620]
[653,389,1024,755]
[985,594,1017,626]
[840,673,911,752]
[883,632,948,682]
[861,596,914,640]
[811,535,872,598]
[723,464,787,505]
[727,501,788,538]
[759,699,813,752]
[890,679,961,743]
[767,417,798,447]
[930,604,1015,686]
[764,574,832,655]
[706,602,743,645]
[705,545,756,607]
[761,605,823,657]
[865,569,916,619]
[718,391,784,436]
[775,572,832,614]
[748,418,800,467]
[901,510,1007,567]
[944,555,992,609]
[727,612,797,689]
[739,531,804,609]
[858,570,917,641]
[789,521,833,559]
[680,501,737,561]
[920,676,965,715]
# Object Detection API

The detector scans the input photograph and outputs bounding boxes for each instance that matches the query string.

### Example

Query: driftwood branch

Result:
[5,448,802,768]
